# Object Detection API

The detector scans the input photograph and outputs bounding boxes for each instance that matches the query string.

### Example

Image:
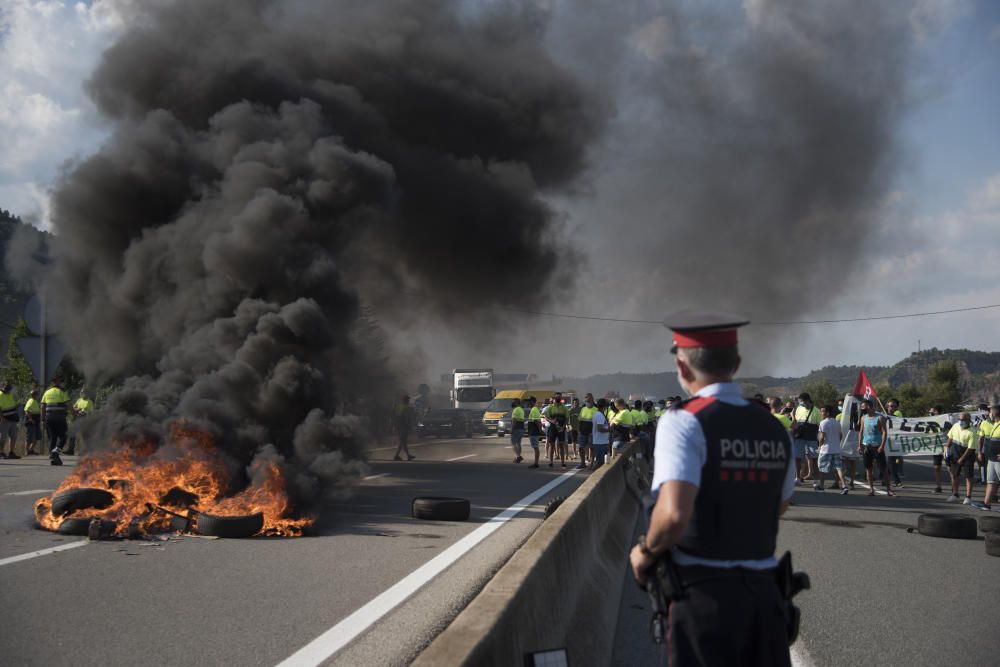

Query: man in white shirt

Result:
[590,398,610,469]
[817,405,848,494]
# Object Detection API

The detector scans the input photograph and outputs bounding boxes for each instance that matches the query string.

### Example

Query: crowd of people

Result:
[384,386,1000,512]
[505,392,676,470]
[758,391,1000,508]
[0,377,95,465]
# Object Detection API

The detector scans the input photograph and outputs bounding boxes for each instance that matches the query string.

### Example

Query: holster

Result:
[653,552,686,603]
[774,551,810,645]
[642,551,685,645]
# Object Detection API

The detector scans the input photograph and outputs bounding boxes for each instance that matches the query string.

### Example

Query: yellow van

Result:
[482,389,560,436]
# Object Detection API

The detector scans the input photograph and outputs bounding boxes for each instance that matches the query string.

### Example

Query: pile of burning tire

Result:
[45,486,266,539]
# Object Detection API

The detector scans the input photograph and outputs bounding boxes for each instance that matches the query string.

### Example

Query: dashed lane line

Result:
[276,468,580,667]
[362,473,391,481]
[0,541,87,568]
[3,489,54,496]
[445,454,477,462]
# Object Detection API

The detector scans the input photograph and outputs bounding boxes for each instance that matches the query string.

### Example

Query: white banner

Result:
[839,395,987,457]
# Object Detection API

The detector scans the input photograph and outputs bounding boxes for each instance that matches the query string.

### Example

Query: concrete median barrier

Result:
[413,445,646,667]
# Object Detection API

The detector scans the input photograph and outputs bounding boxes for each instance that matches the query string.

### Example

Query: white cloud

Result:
[0,0,130,223]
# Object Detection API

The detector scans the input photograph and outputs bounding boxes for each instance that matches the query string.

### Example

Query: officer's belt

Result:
[673,563,776,589]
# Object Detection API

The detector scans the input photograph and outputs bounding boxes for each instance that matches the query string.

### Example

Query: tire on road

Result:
[986,533,1000,557]
[57,517,93,535]
[544,496,567,519]
[50,488,115,517]
[196,512,264,538]
[977,515,1000,534]
[412,497,470,521]
[916,513,978,539]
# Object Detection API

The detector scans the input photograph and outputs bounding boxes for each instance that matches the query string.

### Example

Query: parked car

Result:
[417,409,474,439]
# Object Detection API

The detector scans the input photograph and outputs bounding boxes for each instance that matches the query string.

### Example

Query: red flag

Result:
[852,370,879,401]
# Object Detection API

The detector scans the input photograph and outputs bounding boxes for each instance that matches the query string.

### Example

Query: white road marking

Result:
[276,468,580,667]
[851,479,888,496]
[362,473,391,481]
[445,454,477,462]
[3,489,54,496]
[0,541,87,567]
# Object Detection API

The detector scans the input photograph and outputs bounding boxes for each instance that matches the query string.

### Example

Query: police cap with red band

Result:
[663,309,749,354]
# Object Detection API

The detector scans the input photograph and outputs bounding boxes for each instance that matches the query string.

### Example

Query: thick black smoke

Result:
[428,0,919,378]
[26,0,602,503]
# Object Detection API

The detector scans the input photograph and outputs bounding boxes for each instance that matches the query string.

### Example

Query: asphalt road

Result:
[613,458,1000,666]
[0,434,587,666]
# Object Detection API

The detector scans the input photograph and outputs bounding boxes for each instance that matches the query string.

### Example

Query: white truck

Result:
[450,368,496,411]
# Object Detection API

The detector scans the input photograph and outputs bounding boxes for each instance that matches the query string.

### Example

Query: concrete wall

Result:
[413,446,648,667]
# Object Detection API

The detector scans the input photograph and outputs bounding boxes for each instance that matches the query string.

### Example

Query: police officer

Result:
[630,311,796,666]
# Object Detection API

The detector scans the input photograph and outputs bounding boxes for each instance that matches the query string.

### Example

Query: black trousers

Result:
[668,566,791,667]
[46,420,69,455]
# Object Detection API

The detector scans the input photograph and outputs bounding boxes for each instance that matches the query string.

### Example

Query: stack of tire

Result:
[916,513,1000,557]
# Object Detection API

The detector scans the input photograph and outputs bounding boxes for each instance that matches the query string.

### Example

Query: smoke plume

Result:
[411,0,920,378]
[26,0,603,504]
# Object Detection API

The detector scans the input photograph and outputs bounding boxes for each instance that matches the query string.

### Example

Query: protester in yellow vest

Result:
[769,397,792,431]
[610,398,634,457]
[41,378,71,466]
[945,412,978,504]
[0,382,20,459]
[23,390,42,456]
[66,390,97,456]
[578,394,596,469]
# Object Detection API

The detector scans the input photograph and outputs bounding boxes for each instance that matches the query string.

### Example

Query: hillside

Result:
[557,372,682,398]
[562,349,1000,403]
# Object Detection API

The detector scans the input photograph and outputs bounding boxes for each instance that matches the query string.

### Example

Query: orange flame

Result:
[35,424,314,537]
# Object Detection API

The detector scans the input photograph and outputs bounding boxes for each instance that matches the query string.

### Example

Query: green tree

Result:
[5,318,87,401]
[893,383,929,417]
[924,360,962,412]
[800,379,840,409]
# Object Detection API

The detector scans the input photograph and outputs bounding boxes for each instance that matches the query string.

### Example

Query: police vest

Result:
[0,391,18,422]
[676,396,791,561]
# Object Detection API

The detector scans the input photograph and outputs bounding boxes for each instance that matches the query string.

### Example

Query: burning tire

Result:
[977,515,1000,534]
[50,488,115,517]
[196,512,264,538]
[57,517,94,535]
[411,497,470,521]
[916,513,977,539]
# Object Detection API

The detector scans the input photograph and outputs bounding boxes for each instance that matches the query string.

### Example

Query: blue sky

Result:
[903,4,1000,215]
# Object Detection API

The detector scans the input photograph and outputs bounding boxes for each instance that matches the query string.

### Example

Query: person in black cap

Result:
[630,310,796,667]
